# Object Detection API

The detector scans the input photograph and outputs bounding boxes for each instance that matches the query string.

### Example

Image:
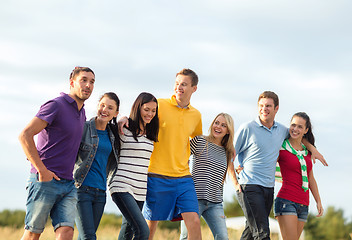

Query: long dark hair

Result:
[128,92,159,142]
[292,112,315,147]
[99,92,120,151]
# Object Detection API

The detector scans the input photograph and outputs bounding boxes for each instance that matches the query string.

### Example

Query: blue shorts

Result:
[142,175,199,221]
[24,173,77,233]
[274,197,308,222]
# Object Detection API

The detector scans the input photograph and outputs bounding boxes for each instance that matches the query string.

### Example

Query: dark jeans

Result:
[237,184,274,240]
[112,192,149,240]
[75,185,106,240]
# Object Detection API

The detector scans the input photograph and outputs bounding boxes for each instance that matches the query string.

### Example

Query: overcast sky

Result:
[1,0,351,221]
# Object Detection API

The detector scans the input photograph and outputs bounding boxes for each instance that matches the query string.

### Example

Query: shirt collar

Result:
[255,116,277,130]
[60,92,84,110]
[171,95,190,109]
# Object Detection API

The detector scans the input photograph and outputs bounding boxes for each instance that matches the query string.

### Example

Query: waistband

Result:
[29,172,73,183]
[148,172,192,179]
[79,185,106,193]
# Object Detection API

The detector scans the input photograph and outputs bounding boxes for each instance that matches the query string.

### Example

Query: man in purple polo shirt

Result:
[19,67,95,240]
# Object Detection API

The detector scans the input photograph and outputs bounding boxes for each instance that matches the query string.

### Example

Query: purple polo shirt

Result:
[31,92,86,180]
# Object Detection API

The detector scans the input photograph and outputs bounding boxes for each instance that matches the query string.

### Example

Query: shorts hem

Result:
[143,213,171,221]
[275,212,297,217]
[144,217,170,221]
[53,222,75,231]
[275,213,307,222]
[179,210,199,215]
[24,225,44,234]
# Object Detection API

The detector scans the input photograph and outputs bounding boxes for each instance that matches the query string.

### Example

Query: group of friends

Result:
[18,66,327,240]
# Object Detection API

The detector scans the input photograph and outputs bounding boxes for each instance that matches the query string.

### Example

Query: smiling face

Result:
[258,97,279,127]
[211,115,229,142]
[174,74,197,107]
[289,116,308,142]
[96,96,119,124]
[140,101,157,126]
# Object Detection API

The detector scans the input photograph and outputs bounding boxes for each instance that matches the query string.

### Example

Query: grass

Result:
[0,225,241,240]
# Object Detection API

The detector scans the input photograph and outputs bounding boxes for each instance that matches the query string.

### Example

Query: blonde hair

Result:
[205,113,235,181]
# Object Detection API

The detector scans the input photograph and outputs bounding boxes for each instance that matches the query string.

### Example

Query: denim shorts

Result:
[24,173,77,233]
[142,175,199,221]
[274,197,308,222]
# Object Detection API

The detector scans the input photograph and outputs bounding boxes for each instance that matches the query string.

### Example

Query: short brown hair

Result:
[258,91,279,108]
[176,68,198,86]
[69,66,95,80]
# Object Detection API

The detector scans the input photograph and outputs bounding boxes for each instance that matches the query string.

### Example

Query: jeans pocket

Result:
[26,180,34,190]
[37,178,55,184]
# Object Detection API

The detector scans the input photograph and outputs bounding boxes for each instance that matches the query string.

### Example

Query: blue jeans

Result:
[237,184,274,240]
[75,185,106,240]
[180,200,228,240]
[112,192,149,240]
[24,173,77,233]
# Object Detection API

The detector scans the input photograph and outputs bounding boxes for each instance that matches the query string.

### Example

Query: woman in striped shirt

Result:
[109,92,159,240]
[180,113,235,240]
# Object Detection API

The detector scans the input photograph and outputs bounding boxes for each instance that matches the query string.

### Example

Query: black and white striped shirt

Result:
[109,128,154,201]
[190,135,227,203]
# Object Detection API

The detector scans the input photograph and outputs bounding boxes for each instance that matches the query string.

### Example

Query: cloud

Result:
[0,0,351,220]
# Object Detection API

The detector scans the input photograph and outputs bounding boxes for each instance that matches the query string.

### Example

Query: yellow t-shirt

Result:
[148,95,202,177]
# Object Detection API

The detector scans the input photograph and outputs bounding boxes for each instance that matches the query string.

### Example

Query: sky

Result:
[1,0,351,221]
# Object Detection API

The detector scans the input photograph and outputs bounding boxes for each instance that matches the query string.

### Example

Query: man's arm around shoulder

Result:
[302,138,328,166]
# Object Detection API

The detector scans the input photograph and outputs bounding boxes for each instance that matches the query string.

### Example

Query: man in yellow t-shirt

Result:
[144,68,202,240]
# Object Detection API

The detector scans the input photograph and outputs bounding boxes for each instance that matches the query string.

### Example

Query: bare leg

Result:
[21,230,41,240]
[146,220,158,240]
[297,221,305,239]
[55,226,74,240]
[182,212,202,240]
[277,215,300,240]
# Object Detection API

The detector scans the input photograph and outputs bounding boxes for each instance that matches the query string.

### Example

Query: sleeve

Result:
[120,128,128,142]
[191,113,202,138]
[275,152,283,182]
[277,150,282,163]
[234,123,249,166]
[35,100,59,125]
[190,136,199,156]
[80,122,89,142]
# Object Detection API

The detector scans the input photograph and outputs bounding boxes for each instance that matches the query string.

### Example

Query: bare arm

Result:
[228,151,241,192]
[18,117,60,182]
[302,138,328,166]
[309,169,323,217]
[117,116,129,135]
